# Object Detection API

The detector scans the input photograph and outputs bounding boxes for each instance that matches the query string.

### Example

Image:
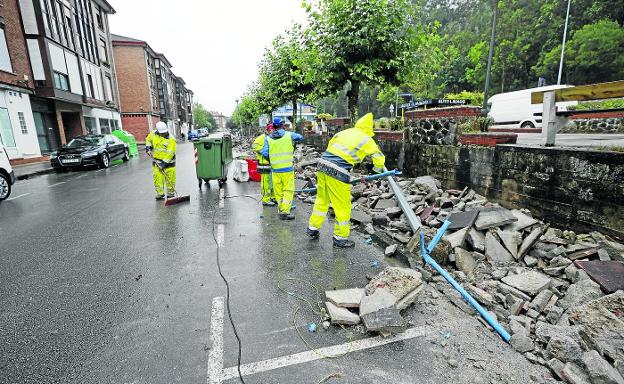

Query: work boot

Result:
[155,194,165,200]
[333,238,355,248]
[166,194,175,198]
[262,201,276,206]
[279,212,295,220]
[306,227,320,239]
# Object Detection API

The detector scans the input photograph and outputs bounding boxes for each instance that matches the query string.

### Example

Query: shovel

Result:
[156,162,190,206]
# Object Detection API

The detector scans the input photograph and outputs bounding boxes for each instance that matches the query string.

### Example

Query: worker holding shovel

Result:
[252,123,276,206]
[306,113,385,248]
[146,122,177,200]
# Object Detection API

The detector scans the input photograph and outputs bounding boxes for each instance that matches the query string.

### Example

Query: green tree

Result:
[536,20,624,84]
[193,103,215,130]
[231,95,260,129]
[305,0,420,120]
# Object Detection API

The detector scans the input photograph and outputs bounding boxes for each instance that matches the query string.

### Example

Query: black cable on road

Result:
[211,191,248,384]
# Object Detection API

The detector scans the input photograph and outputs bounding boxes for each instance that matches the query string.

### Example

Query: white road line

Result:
[95,169,106,173]
[49,181,66,188]
[207,297,225,384]
[220,326,430,381]
[6,193,30,201]
[75,174,87,179]
[219,189,225,208]
[217,224,225,248]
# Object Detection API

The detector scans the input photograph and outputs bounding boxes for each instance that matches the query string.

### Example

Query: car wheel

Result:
[122,148,129,162]
[0,173,11,201]
[521,121,535,128]
[100,152,110,168]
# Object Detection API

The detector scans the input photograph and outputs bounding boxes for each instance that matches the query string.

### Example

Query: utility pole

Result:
[482,0,499,118]
[557,0,572,85]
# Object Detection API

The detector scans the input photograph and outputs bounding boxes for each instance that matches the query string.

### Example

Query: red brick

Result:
[0,0,34,90]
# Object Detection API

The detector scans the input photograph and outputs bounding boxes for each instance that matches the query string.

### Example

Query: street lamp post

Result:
[482,0,499,118]
[557,0,572,85]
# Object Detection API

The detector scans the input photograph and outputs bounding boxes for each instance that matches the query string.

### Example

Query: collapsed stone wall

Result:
[304,135,624,239]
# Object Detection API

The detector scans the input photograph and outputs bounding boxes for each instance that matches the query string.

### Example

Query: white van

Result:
[0,144,15,201]
[488,85,576,128]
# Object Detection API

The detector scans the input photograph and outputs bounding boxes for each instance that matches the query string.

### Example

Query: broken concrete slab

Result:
[567,291,624,337]
[466,284,494,306]
[531,289,554,312]
[385,206,403,219]
[412,176,439,192]
[547,335,584,364]
[519,226,543,258]
[325,288,366,309]
[568,247,601,261]
[443,227,468,249]
[447,210,479,230]
[375,199,397,209]
[474,207,518,231]
[560,362,591,384]
[497,229,521,259]
[467,227,485,252]
[360,288,397,316]
[326,302,360,325]
[350,210,372,224]
[504,209,539,232]
[455,248,478,278]
[574,260,624,293]
[361,307,407,334]
[396,284,424,310]
[365,267,423,300]
[510,333,535,353]
[501,270,551,296]
[558,278,604,310]
[485,231,515,264]
[582,350,624,384]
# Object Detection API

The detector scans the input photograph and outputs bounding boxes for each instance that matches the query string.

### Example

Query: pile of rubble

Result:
[325,267,423,336]
[295,145,624,383]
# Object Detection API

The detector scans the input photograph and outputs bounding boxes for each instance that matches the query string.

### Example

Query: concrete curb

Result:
[15,167,56,180]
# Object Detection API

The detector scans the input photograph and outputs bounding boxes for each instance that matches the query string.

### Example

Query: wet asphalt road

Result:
[0,142,548,384]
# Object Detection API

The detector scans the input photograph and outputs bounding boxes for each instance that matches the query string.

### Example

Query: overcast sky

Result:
[108,0,307,116]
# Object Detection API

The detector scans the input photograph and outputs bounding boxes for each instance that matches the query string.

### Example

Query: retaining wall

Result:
[304,134,624,239]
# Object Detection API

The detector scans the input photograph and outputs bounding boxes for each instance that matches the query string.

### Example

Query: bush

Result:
[444,90,484,107]
[376,117,390,129]
[390,118,404,131]
[567,98,624,111]
[317,113,333,120]
[457,117,493,134]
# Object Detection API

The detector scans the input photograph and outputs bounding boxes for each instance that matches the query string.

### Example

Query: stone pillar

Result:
[542,91,557,147]
[79,114,87,136]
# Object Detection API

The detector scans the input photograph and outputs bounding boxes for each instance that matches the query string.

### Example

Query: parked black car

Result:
[51,134,129,170]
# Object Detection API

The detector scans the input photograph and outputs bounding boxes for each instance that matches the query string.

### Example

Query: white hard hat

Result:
[156,121,168,133]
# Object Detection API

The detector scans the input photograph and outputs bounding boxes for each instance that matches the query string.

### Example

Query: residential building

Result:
[0,0,40,160]
[209,111,227,131]
[112,34,194,140]
[259,102,317,128]
[17,0,122,154]
[111,33,160,141]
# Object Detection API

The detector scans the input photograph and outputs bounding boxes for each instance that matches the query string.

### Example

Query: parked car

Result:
[188,130,200,141]
[0,144,15,201]
[198,128,210,137]
[488,85,577,129]
[51,134,129,171]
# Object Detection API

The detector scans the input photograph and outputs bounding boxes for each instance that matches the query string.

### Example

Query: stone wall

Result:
[561,118,624,134]
[304,134,624,239]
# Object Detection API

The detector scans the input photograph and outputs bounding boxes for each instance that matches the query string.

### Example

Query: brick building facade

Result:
[0,0,40,160]
[112,34,194,142]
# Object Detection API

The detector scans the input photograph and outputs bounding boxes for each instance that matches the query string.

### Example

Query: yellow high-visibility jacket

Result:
[252,134,269,165]
[325,113,385,173]
[146,131,176,164]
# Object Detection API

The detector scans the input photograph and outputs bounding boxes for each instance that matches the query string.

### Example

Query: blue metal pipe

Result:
[420,221,511,343]
[295,169,402,193]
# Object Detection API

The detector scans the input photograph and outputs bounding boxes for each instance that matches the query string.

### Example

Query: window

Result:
[65,16,74,49]
[95,8,103,29]
[18,112,28,134]
[99,118,110,134]
[86,74,94,97]
[84,117,96,134]
[104,75,113,101]
[53,71,69,91]
[0,108,16,147]
[0,23,13,73]
[98,38,108,63]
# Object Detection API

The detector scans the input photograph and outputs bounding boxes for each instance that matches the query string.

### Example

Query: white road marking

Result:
[207,297,225,384]
[49,181,66,188]
[219,189,225,208]
[95,169,106,173]
[6,193,30,201]
[220,326,430,381]
[75,174,87,179]
[217,224,225,248]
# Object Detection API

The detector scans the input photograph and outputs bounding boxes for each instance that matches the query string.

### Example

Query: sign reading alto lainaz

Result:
[400,99,469,111]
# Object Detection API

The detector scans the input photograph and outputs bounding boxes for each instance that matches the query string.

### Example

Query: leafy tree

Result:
[305,0,420,120]
[536,19,624,84]
[231,95,260,129]
[193,103,215,131]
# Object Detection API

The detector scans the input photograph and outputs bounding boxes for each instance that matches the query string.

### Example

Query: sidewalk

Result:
[13,161,54,180]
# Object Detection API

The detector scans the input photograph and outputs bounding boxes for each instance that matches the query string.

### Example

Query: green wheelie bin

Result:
[111,130,139,157]
[193,132,233,188]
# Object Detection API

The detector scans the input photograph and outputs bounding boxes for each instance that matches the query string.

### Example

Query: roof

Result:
[155,53,173,68]
[111,34,144,44]
[111,34,157,57]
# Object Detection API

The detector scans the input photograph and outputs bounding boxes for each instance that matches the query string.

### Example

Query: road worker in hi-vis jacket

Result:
[252,123,276,206]
[145,121,177,200]
[306,113,385,248]
[260,118,303,220]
